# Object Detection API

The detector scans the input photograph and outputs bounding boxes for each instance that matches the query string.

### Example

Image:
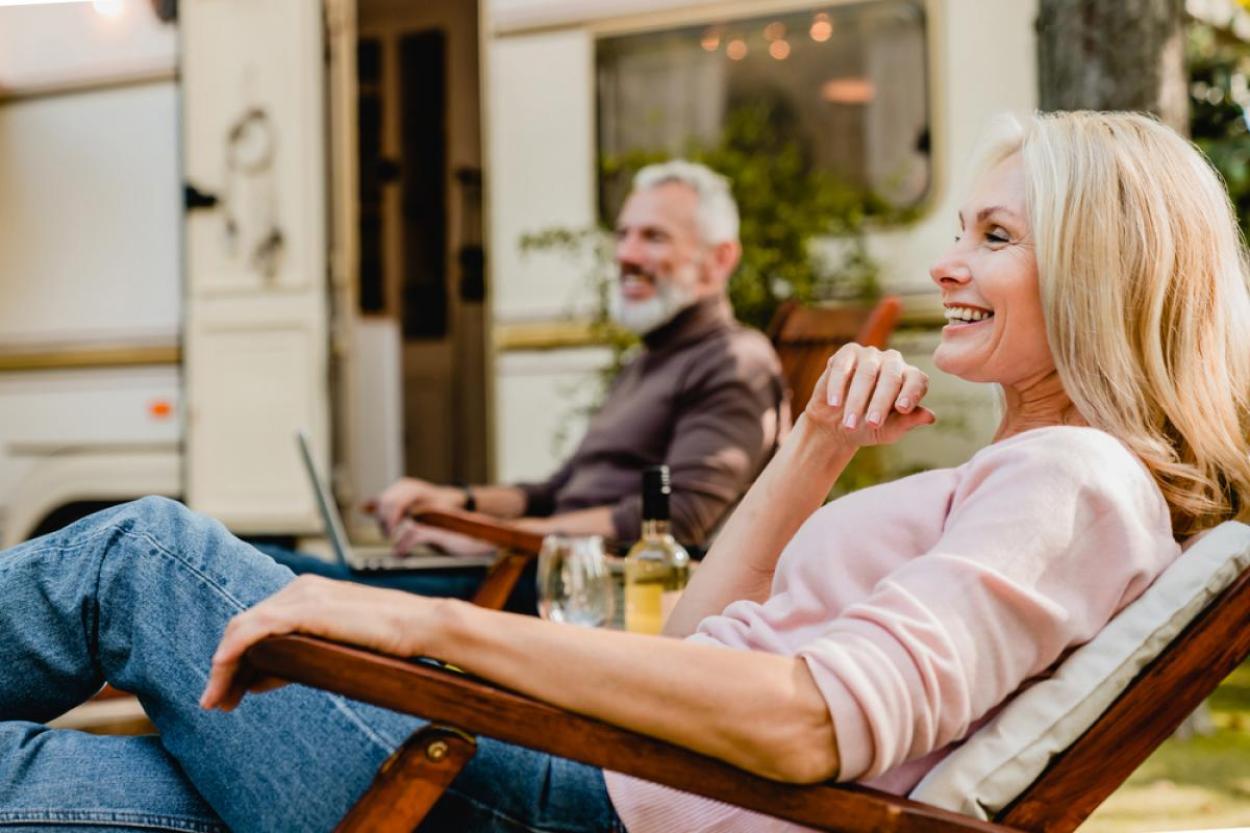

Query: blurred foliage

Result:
[1189,17,1250,232]
[599,102,896,331]
[521,101,902,336]
[520,102,909,471]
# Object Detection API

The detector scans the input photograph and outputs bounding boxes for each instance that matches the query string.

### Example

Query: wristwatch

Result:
[456,482,477,512]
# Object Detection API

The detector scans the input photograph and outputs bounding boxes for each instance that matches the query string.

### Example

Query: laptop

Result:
[296,431,496,572]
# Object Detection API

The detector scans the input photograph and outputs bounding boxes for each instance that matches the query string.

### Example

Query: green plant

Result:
[1188,15,1250,233]
[598,102,893,331]
[520,101,897,351]
[520,101,903,475]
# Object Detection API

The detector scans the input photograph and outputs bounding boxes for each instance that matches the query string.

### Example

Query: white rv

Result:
[0,0,1036,547]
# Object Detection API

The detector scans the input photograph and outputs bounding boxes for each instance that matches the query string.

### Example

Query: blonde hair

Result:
[975,111,1250,537]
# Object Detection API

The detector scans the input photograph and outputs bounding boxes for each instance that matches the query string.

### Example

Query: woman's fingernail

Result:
[843,412,858,429]
[829,393,841,407]
[897,397,911,411]
[867,411,881,426]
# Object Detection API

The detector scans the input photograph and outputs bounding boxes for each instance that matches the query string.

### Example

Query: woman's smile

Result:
[942,303,995,330]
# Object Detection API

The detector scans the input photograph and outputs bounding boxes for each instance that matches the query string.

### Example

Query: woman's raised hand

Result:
[805,344,936,447]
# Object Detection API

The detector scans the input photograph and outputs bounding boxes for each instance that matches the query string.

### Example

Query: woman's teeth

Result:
[944,306,994,324]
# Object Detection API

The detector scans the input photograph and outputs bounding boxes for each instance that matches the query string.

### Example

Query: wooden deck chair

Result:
[768,296,903,410]
[245,521,1250,833]
[413,509,545,610]
[417,296,906,611]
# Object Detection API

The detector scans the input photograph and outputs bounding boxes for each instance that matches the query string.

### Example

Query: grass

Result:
[1080,662,1250,832]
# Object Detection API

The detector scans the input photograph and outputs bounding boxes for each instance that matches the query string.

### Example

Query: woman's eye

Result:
[986,230,1010,244]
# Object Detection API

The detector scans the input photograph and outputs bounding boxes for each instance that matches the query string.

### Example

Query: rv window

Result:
[595,1,929,220]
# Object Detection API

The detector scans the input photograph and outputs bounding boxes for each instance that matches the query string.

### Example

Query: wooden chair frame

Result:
[247,561,1250,833]
[769,296,903,410]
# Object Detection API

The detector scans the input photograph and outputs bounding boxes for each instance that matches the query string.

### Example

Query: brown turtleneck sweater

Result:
[515,295,787,547]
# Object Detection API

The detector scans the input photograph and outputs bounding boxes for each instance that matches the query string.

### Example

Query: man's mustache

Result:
[619,265,659,284]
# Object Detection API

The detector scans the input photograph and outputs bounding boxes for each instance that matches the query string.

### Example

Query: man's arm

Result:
[612,343,784,547]
[372,478,527,531]
[466,484,527,518]
[513,506,616,538]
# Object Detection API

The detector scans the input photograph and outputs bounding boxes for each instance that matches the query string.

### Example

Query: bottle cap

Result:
[641,465,671,522]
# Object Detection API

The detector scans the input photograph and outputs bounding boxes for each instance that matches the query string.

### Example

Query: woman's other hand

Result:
[806,344,936,448]
[200,576,441,712]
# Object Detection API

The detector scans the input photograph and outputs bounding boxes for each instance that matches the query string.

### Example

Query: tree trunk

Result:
[1037,0,1189,133]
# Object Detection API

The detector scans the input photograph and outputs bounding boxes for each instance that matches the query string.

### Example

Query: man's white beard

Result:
[609,276,698,335]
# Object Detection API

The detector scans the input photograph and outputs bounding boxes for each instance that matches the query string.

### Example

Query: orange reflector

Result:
[149,400,174,419]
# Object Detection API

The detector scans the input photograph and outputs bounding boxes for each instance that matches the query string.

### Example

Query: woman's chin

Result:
[933,348,992,384]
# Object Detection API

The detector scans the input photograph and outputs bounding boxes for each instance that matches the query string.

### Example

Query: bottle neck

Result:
[641,518,671,539]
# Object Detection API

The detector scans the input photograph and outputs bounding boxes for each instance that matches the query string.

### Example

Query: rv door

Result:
[181,0,330,533]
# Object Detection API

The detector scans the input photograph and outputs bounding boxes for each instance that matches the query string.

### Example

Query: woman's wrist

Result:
[791,413,858,471]
[397,595,455,660]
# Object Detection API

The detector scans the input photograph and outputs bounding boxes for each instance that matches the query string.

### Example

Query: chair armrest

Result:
[246,635,1013,833]
[413,509,545,555]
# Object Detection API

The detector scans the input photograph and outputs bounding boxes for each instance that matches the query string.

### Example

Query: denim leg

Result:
[0,722,225,833]
[0,497,423,833]
[0,497,617,833]
[421,739,625,833]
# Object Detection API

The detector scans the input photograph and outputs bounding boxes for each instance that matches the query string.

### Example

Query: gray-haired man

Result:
[269,161,786,601]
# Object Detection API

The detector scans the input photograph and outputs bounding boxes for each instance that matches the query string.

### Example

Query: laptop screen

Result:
[296,431,352,567]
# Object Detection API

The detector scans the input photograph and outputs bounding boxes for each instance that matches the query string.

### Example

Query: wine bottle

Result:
[624,465,690,634]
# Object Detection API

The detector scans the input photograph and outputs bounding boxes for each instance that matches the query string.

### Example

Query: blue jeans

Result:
[255,545,539,615]
[0,497,623,833]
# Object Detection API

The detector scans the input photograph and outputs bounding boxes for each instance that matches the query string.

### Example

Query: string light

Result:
[726,38,748,60]
[821,78,876,104]
[769,39,791,60]
[700,27,721,52]
[763,21,786,41]
[810,12,834,42]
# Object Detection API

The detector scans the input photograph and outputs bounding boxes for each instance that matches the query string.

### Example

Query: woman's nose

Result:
[929,248,972,287]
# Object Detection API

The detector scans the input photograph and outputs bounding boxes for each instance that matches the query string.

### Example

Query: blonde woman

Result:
[2,112,1249,833]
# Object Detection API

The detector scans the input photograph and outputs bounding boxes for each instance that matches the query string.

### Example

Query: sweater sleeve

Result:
[513,458,575,518]
[789,429,1177,781]
[610,333,784,546]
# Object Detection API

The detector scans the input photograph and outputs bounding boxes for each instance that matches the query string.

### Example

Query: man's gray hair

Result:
[632,159,740,245]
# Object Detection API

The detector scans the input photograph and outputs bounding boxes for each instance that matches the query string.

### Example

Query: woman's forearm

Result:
[423,599,840,784]
[663,415,855,638]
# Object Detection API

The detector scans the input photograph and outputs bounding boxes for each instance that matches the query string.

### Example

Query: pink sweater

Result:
[604,426,1180,832]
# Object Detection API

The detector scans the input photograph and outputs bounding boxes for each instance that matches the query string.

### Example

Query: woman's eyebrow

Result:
[976,205,1022,224]
[956,206,1022,226]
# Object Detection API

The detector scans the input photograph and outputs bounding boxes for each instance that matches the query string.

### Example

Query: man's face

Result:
[611,182,713,334]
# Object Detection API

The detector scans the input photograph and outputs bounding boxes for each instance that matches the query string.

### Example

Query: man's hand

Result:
[369,477,465,536]
[389,518,496,558]
[200,575,446,712]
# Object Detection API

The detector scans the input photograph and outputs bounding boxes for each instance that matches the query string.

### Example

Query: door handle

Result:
[184,183,220,211]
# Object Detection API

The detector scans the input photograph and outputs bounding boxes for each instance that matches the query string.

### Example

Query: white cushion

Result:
[909,521,1250,819]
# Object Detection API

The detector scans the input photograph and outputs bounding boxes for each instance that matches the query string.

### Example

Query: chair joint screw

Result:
[426,740,449,761]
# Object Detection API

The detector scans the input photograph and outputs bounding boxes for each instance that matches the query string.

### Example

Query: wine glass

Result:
[536,534,615,627]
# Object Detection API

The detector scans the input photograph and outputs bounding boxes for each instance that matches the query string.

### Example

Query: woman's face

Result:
[930,154,1054,386]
